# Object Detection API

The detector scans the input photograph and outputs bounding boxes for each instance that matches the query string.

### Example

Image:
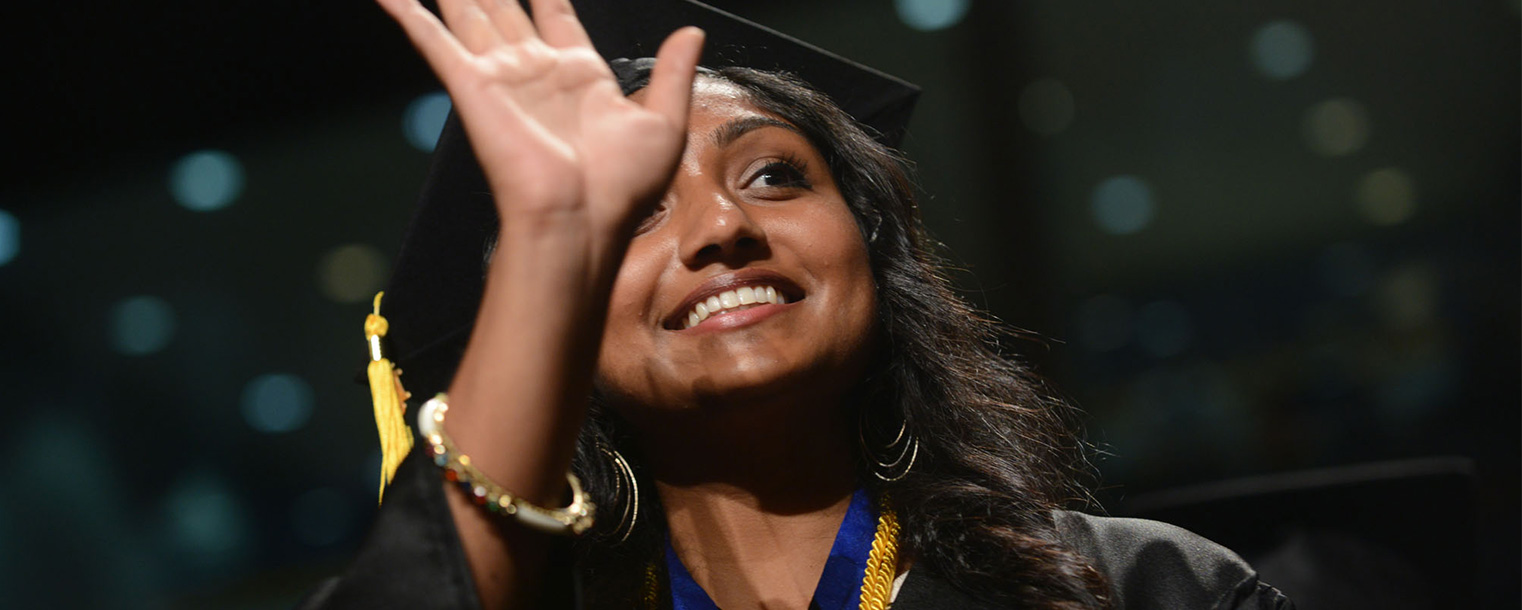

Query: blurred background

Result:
[1,0,1515,607]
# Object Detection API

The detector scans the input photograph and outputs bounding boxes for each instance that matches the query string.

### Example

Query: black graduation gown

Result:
[299,450,1293,609]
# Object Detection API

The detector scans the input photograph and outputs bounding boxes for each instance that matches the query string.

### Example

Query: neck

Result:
[631,394,858,609]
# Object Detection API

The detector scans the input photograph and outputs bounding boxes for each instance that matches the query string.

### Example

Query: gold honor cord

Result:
[365,292,414,503]
[858,504,901,610]
[643,503,901,609]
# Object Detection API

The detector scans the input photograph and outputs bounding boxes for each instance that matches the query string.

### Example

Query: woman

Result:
[306,0,1293,608]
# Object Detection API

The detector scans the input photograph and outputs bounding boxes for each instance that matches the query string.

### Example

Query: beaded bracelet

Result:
[417,394,595,535]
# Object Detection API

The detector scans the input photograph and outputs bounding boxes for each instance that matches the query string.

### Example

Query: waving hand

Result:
[369,2,705,605]
[377,0,704,238]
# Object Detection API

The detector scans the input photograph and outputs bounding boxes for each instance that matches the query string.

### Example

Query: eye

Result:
[632,199,668,235]
[743,156,812,191]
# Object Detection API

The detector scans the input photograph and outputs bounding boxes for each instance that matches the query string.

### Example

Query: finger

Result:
[377,0,474,76]
[642,27,706,127]
[485,0,537,43]
[437,0,503,53]
[528,0,593,48]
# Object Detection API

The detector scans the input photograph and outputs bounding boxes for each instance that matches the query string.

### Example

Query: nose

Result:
[674,185,769,268]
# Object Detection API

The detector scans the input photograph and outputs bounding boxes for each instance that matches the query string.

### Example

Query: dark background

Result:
[0,0,1515,607]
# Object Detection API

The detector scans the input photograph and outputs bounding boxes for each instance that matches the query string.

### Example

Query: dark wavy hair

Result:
[569,66,1110,609]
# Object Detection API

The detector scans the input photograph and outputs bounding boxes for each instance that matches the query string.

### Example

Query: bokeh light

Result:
[290,487,352,547]
[316,243,389,304]
[403,91,452,152]
[1135,300,1192,358]
[241,373,315,434]
[1250,20,1315,80]
[0,208,18,267]
[110,295,176,356]
[894,0,971,31]
[1018,78,1076,136]
[1090,175,1155,235]
[1376,261,1440,331]
[1355,167,1417,226]
[169,150,245,212]
[14,414,115,501]
[1303,98,1371,156]
[162,470,250,566]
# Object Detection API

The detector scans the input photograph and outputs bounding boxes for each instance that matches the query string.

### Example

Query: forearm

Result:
[442,215,624,608]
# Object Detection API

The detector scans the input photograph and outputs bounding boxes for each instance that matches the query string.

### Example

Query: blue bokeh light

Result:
[169,150,244,212]
[0,209,18,266]
[1090,175,1155,235]
[894,0,971,31]
[162,471,250,566]
[110,296,176,356]
[1250,20,1315,80]
[241,373,314,434]
[404,92,453,152]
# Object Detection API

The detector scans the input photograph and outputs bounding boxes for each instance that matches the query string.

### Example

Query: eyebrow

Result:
[710,116,802,149]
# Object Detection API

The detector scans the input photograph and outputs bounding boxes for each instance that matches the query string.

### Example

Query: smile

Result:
[664,269,807,331]
[682,285,788,329]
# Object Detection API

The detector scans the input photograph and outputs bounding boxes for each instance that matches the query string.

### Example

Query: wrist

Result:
[492,211,630,290]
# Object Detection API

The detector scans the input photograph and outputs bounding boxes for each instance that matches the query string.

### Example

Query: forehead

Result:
[687,77,756,118]
[633,76,781,132]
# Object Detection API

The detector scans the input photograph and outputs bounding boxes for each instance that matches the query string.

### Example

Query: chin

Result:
[600,350,858,417]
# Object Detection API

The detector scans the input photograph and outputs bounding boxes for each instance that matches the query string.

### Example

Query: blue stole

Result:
[664,488,878,610]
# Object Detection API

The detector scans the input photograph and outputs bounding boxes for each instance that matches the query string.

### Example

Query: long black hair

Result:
[571,66,1111,610]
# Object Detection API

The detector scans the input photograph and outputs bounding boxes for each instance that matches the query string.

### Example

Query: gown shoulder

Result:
[891,511,1294,610]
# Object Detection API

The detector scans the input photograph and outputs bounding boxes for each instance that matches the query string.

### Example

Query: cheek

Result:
[775,205,878,326]
[595,239,667,382]
[793,206,873,285]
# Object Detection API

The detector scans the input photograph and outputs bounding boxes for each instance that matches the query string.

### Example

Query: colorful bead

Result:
[419,393,595,535]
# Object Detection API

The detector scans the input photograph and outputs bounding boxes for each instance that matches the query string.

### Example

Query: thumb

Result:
[640,27,706,128]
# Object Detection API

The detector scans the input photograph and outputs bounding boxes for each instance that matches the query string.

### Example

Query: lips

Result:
[663,269,805,330]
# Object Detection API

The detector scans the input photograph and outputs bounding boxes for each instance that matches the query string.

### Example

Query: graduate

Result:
[302,0,1294,607]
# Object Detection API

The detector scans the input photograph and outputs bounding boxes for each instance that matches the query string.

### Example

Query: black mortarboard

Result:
[376,0,920,399]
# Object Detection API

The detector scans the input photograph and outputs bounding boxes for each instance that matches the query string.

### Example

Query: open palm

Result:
[378,0,704,236]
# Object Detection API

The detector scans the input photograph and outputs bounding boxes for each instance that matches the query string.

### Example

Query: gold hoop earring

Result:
[859,407,918,482]
[598,444,640,544]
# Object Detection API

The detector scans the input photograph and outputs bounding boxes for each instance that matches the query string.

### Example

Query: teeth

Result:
[681,285,788,329]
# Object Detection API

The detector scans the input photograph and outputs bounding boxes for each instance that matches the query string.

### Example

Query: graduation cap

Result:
[364,0,921,478]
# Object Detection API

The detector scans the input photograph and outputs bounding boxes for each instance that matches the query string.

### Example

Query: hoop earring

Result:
[598,444,640,544]
[859,407,919,482]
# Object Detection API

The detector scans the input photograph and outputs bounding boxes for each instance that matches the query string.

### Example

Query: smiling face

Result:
[593,77,878,414]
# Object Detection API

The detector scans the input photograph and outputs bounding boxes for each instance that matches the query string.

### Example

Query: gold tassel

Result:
[366,291,413,504]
